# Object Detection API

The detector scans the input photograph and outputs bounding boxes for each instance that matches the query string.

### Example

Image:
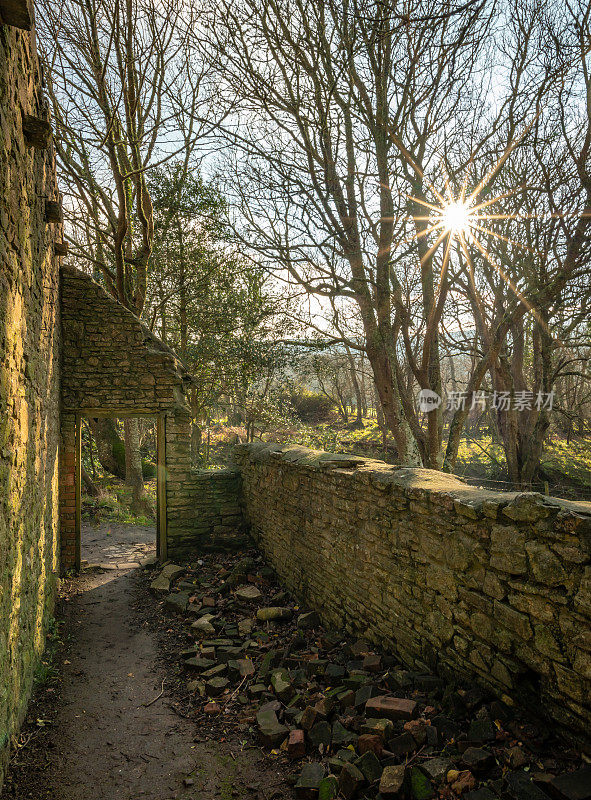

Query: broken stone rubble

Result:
[148,550,590,800]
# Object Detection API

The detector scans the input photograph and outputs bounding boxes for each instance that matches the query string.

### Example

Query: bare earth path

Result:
[4,523,276,800]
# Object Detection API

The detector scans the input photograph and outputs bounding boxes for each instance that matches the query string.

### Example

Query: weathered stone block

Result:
[490,525,527,574]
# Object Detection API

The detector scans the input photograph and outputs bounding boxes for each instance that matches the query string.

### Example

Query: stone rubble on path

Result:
[148,551,591,800]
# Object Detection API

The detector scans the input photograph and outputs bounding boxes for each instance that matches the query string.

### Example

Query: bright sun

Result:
[440,201,472,235]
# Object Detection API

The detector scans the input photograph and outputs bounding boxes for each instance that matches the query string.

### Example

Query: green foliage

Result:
[109,439,154,478]
[141,459,156,479]
[287,386,335,423]
[82,477,156,525]
[145,160,292,451]
[541,437,591,491]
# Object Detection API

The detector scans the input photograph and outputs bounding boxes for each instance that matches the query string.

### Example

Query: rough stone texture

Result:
[59,267,244,563]
[60,265,190,415]
[163,413,245,556]
[0,15,61,786]
[235,443,591,741]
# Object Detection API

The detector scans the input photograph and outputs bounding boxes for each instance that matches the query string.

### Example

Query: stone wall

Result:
[60,265,190,415]
[60,265,194,568]
[163,413,245,557]
[236,443,591,742]
[60,267,244,562]
[0,12,62,785]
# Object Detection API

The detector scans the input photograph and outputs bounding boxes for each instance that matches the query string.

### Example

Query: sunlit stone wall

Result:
[0,13,62,785]
[236,442,591,743]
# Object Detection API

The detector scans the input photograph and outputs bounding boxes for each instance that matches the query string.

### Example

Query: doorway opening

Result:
[72,412,167,571]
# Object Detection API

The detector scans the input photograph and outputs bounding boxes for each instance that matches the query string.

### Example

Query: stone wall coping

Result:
[234,442,591,524]
[189,468,240,479]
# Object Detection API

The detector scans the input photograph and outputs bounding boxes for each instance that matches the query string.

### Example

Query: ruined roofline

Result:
[60,264,194,390]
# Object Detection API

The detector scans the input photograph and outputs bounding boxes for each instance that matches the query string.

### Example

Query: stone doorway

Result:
[70,412,167,571]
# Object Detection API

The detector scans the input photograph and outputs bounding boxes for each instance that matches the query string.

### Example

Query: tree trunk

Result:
[89,417,125,479]
[124,418,146,514]
[82,466,100,496]
[191,422,202,465]
[345,346,364,427]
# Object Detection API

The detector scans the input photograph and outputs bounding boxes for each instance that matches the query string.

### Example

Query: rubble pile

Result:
[148,550,590,800]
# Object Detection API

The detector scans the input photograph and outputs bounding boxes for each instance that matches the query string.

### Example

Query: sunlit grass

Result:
[82,476,156,525]
[541,437,591,490]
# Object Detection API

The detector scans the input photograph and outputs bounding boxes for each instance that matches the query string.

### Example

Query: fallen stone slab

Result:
[449,769,477,796]
[150,574,171,594]
[238,618,255,637]
[325,663,346,680]
[357,733,384,756]
[468,708,496,743]
[461,747,495,775]
[295,762,326,799]
[419,757,453,784]
[151,564,185,593]
[331,721,357,747]
[338,762,365,800]
[183,657,217,671]
[206,677,229,696]
[308,720,332,747]
[287,729,306,759]
[387,732,416,757]
[191,615,216,636]
[257,606,293,622]
[235,585,262,601]
[300,706,319,730]
[317,776,338,800]
[361,718,394,741]
[380,765,406,798]
[355,750,382,783]
[200,663,227,679]
[297,611,321,629]
[410,766,434,799]
[546,767,591,800]
[237,658,255,677]
[164,591,190,613]
[271,668,294,702]
[256,708,289,747]
[365,695,418,721]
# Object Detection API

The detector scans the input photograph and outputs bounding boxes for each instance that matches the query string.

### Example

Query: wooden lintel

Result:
[72,408,160,418]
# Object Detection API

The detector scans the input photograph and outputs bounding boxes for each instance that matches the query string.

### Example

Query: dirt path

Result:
[4,524,281,800]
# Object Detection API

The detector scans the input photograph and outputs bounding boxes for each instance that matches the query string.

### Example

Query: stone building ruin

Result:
[1,0,590,786]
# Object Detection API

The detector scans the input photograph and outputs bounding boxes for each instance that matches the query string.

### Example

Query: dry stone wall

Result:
[60,265,190,415]
[235,443,591,742]
[0,15,61,785]
[60,268,244,561]
[163,414,245,556]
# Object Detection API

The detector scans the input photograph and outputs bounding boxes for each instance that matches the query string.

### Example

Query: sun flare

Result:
[440,201,472,235]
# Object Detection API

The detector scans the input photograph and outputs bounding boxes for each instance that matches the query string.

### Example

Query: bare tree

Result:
[442,0,591,485]
[206,0,590,479]
[40,0,221,507]
[203,0,511,467]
